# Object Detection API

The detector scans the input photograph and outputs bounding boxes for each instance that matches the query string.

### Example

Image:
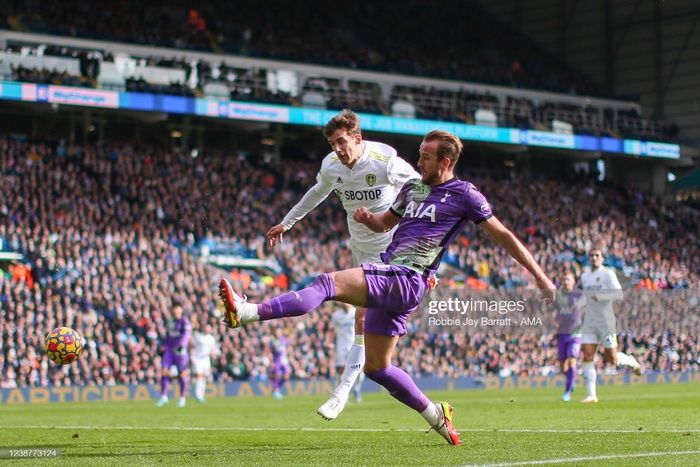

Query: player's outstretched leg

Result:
[581,361,598,403]
[318,334,365,420]
[195,375,206,402]
[156,373,170,407]
[219,275,336,328]
[562,365,576,401]
[366,366,460,445]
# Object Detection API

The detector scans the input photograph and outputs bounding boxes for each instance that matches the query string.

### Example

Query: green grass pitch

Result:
[1,383,699,466]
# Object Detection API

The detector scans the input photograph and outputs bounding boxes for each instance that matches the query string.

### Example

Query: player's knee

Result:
[364,356,390,374]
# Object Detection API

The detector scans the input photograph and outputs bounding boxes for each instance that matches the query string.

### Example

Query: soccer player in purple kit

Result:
[156,302,192,407]
[218,130,556,445]
[270,327,291,399]
[555,270,585,402]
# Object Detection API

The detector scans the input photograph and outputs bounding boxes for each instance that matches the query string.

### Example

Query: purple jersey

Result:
[272,336,289,364]
[383,178,493,276]
[164,317,191,354]
[556,289,584,335]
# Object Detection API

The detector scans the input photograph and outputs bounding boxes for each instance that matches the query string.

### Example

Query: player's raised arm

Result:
[477,216,556,304]
[353,206,401,233]
[267,176,334,247]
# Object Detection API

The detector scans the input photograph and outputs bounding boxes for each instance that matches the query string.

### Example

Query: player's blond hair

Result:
[423,130,463,169]
[323,109,361,138]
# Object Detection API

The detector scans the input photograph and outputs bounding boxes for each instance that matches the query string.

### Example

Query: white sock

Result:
[333,335,365,401]
[583,361,597,398]
[239,302,260,323]
[196,378,206,399]
[616,352,639,369]
[420,402,440,427]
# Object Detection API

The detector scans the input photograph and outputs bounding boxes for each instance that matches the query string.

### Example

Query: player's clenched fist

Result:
[353,206,373,224]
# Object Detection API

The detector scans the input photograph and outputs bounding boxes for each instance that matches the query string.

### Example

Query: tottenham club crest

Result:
[365,174,377,187]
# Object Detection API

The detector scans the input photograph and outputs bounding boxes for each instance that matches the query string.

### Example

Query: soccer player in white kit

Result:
[266,109,420,420]
[191,323,219,403]
[580,245,641,403]
[331,303,363,402]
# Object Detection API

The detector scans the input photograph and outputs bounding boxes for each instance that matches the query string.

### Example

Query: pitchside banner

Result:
[1,372,698,404]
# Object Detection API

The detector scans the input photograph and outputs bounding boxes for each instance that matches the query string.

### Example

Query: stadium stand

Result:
[0,0,696,390]
[0,0,682,142]
[0,139,697,388]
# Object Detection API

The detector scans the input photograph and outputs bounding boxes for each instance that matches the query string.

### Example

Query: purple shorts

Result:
[274,361,290,378]
[362,263,430,337]
[557,334,582,361]
[162,351,190,372]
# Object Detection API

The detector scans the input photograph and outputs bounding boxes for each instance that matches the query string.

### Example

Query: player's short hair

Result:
[561,269,577,281]
[423,130,463,169]
[323,109,361,138]
[589,242,606,256]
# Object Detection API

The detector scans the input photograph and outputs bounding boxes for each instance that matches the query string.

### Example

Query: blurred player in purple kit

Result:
[156,302,191,407]
[555,270,584,402]
[219,130,555,445]
[270,327,291,399]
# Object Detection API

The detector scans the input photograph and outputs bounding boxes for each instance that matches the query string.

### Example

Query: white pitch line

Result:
[461,450,700,467]
[1,425,699,434]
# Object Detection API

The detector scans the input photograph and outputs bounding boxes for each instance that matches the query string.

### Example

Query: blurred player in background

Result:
[222,130,556,445]
[555,270,584,402]
[580,245,641,403]
[156,301,191,407]
[191,322,219,403]
[270,327,291,399]
[266,109,420,419]
[331,303,363,402]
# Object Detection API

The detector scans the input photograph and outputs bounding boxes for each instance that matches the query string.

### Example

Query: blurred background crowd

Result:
[0,0,697,390]
[0,138,697,388]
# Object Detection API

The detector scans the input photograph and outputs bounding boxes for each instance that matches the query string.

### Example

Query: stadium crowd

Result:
[0,138,698,389]
[7,0,602,96]
[2,0,681,142]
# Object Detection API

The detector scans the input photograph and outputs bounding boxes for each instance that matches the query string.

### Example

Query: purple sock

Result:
[160,376,169,397]
[366,366,431,413]
[258,273,335,321]
[272,377,280,391]
[179,376,188,397]
[565,366,576,392]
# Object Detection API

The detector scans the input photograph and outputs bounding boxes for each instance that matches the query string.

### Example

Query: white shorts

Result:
[351,248,382,268]
[581,332,618,349]
[334,348,350,368]
[192,357,211,376]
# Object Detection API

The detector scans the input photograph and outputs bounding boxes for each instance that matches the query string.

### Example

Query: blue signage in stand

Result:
[0,80,680,159]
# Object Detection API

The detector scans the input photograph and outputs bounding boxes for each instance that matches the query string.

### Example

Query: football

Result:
[45,327,84,365]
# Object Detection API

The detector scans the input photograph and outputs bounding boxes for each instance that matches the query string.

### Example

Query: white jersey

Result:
[281,140,420,254]
[580,266,623,329]
[192,332,218,360]
[331,307,357,353]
